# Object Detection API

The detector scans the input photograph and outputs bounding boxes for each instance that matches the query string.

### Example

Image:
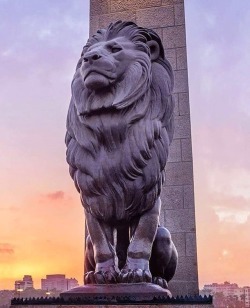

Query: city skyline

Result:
[1,0,250,289]
[11,273,78,291]
[1,278,247,308]
[1,274,250,291]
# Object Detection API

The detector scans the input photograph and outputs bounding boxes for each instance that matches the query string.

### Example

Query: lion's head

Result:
[82,36,145,91]
[71,21,174,118]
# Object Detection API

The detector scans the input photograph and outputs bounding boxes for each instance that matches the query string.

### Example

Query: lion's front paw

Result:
[152,276,168,289]
[119,257,152,283]
[119,268,152,283]
[84,267,120,284]
[84,271,96,284]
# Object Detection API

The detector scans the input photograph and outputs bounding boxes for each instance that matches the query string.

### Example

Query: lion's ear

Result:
[147,40,160,61]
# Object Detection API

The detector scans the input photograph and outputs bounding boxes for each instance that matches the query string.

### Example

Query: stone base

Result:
[11,305,214,308]
[60,283,172,302]
[11,294,213,307]
[11,286,213,307]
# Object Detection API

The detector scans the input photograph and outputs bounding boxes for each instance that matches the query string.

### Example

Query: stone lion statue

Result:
[66,21,178,290]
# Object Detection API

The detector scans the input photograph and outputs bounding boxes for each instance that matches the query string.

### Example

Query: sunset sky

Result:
[0,0,250,290]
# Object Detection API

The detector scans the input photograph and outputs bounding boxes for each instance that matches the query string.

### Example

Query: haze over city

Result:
[0,0,250,290]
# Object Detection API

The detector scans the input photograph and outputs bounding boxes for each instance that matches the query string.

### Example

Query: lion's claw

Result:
[84,269,120,284]
[84,271,96,284]
[103,269,119,283]
[153,276,168,289]
[119,268,152,283]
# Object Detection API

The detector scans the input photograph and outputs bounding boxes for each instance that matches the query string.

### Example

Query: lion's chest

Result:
[84,113,126,153]
[73,113,130,177]
[68,111,166,221]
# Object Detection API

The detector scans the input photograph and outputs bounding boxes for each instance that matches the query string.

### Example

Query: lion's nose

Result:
[83,52,102,63]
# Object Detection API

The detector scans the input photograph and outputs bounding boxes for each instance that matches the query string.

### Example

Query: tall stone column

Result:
[89,0,199,296]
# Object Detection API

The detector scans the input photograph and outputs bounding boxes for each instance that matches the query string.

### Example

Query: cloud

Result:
[211,193,250,210]
[0,243,14,254]
[195,182,250,225]
[35,190,67,205]
[197,196,250,286]
[187,0,250,137]
[0,206,19,211]
[215,209,250,224]
[44,190,65,201]
[212,194,250,224]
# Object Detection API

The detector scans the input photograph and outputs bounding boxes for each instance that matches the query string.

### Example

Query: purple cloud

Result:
[0,243,14,254]
[44,190,65,201]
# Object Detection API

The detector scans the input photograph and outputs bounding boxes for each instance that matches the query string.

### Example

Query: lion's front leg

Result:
[120,198,161,283]
[84,210,120,284]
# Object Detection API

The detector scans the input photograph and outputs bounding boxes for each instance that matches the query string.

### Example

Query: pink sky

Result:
[0,0,250,290]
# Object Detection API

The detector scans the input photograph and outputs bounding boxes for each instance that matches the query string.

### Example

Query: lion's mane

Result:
[66,21,174,222]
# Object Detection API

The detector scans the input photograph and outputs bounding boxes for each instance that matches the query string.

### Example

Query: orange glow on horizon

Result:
[0,188,85,290]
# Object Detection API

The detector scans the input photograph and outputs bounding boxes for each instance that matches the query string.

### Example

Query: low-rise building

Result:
[41,274,78,292]
[202,281,250,307]
[244,286,250,308]
[14,275,33,291]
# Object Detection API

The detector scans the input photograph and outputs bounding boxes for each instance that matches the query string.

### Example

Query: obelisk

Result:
[89,0,198,297]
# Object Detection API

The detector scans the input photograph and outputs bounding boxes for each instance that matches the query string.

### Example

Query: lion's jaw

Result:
[81,55,118,91]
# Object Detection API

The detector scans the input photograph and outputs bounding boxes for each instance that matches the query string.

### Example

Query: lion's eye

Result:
[111,46,122,53]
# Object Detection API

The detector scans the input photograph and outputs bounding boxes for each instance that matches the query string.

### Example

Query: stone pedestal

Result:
[11,305,213,308]
[60,283,171,302]
[11,285,212,307]
[89,0,198,297]
[12,286,212,307]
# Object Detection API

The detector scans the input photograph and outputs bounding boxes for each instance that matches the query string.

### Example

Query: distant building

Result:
[203,281,243,298]
[14,275,33,291]
[202,281,250,307]
[244,286,250,308]
[41,274,78,292]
